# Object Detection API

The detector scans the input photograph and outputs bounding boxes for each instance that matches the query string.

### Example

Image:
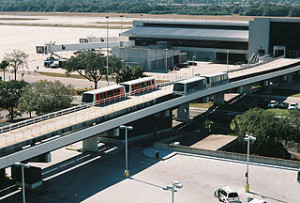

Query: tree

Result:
[4,50,28,81]
[114,66,145,84]
[0,80,28,121]
[230,108,291,158]
[65,52,107,89]
[19,80,74,115]
[18,86,37,118]
[0,60,9,82]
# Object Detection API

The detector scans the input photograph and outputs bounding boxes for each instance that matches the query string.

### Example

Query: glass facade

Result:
[132,37,248,50]
[143,23,248,30]
[270,22,300,57]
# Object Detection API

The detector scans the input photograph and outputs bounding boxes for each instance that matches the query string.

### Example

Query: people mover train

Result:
[173,72,229,96]
[82,77,157,104]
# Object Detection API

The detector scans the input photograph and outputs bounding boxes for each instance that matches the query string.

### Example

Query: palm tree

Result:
[0,60,9,82]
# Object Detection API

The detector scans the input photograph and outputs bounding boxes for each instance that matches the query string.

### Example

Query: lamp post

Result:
[226,50,229,72]
[14,162,30,203]
[105,16,109,86]
[165,181,183,203]
[165,48,168,73]
[125,50,128,66]
[244,134,256,192]
[192,56,196,77]
[120,15,124,34]
[120,125,133,178]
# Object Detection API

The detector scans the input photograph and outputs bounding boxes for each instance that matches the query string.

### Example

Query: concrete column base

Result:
[213,93,225,105]
[238,86,252,94]
[175,103,190,122]
[83,135,98,152]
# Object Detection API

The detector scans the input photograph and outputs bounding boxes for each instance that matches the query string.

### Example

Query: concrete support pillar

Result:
[263,80,269,87]
[176,103,190,122]
[202,96,210,103]
[83,135,98,152]
[213,93,225,105]
[287,73,293,84]
[238,85,252,94]
[0,168,6,182]
[113,128,120,137]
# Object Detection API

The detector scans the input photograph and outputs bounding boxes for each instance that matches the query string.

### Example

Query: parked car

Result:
[187,61,197,66]
[267,100,279,108]
[257,99,269,109]
[278,101,289,109]
[288,103,299,110]
[175,62,189,68]
[169,66,180,71]
[214,187,239,203]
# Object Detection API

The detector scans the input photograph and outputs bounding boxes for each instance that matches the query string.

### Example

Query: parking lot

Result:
[2,146,299,203]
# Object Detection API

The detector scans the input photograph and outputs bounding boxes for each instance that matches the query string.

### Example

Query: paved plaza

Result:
[2,146,299,203]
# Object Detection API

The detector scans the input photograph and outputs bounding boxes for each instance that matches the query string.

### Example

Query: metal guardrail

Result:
[0,81,174,135]
[0,103,92,134]
[228,55,284,73]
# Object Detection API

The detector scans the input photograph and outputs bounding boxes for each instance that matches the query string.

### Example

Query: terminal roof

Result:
[123,27,248,42]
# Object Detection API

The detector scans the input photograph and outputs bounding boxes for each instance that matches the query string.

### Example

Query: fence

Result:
[228,55,284,73]
[154,142,300,169]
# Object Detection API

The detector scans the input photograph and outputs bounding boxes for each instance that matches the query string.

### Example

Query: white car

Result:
[214,187,239,203]
[288,103,299,110]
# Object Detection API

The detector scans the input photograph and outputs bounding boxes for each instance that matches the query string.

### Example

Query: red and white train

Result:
[82,77,157,104]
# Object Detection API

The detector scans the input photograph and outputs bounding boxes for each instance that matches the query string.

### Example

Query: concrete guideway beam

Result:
[1,65,300,169]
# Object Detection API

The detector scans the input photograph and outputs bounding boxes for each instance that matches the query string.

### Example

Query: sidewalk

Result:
[143,147,175,160]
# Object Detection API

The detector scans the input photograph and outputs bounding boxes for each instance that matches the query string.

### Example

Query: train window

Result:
[174,83,184,91]
[82,93,93,103]
[96,94,100,100]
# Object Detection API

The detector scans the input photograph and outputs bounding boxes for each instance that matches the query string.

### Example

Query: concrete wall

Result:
[154,142,300,169]
[248,18,270,59]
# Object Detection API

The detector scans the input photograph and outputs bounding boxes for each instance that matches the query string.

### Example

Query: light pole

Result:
[120,15,124,34]
[14,162,30,203]
[244,134,256,192]
[226,50,229,72]
[165,181,183,203]
[165,48,168,73]
[192,56,196,77]
[125,50,128,66]
[120,125,133,178]
[105,16,109,86]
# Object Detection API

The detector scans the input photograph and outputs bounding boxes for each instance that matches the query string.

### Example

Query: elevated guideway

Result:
[0,85,173,156]
[1,58,300,169]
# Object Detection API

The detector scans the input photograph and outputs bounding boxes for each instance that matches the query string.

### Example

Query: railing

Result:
[0,83,173,138]
[228,55,284,73]
[0,103,93,134]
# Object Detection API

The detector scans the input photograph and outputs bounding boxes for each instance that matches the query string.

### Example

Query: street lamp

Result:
[165,49,168,73]
[120,15,124,34]
[244,134,256,192]
[120,125,133,178]
[105,16,109,86]
[165,181,183,203]
[124,50,128,67]
[192,56,196,77]
[14,162,31,203]
[226,50,229,72]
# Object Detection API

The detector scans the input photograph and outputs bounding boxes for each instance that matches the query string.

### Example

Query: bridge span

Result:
[1,58,300,170]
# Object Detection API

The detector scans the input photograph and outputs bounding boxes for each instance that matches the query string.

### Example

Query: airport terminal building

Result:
[117,17,300,71]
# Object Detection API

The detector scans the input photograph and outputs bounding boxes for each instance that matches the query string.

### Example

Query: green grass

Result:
[190,102,214,109]
[271,89,300,98]
[37,71,116,82]
[266,109,291,116]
